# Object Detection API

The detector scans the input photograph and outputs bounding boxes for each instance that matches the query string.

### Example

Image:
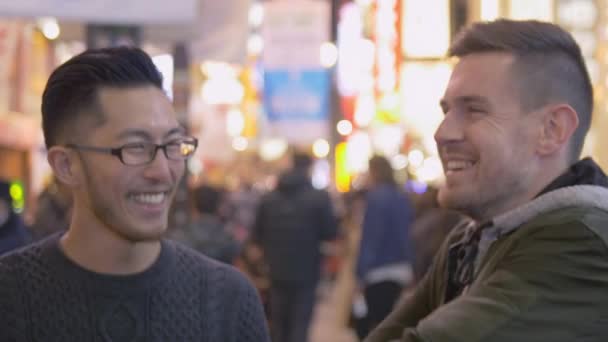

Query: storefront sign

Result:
[264,70,329,122]
[263,69,330,144]
[374,0,401,94]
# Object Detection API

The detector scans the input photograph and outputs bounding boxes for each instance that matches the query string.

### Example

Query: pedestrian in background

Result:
[252,151,338,342]
[0,180,29,255]
[355,155,415,339]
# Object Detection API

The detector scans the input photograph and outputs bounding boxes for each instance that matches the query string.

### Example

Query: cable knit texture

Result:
[0,235,270,342]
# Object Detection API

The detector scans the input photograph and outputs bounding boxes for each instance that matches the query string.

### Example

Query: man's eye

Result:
[468,107,486,114]
[124,144,148,153]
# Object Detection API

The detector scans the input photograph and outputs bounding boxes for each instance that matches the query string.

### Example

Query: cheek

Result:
[171,162,186,179]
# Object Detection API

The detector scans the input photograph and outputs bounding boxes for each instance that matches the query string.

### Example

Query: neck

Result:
[61,214,161,275]
[477,159,571,222]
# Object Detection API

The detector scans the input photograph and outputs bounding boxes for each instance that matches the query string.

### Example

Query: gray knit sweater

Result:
[0,235,270,341]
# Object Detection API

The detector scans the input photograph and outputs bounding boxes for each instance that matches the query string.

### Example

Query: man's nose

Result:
[142,149,173,182]
[434,111,465,146]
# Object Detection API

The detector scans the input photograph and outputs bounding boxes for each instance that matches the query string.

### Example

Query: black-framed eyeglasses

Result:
[66,137,198,166]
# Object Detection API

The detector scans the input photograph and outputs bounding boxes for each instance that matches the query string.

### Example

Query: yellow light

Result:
[320,42,339,68]
[226,109,245,137]
[232,137,249,152]
[260,138,288,161]
[9,182,25,213]
[312,139,331,158]
[9,183,23,201]
[402,0,450,58]
[180,143,195,156]
[335,142,351,193]
[38,17,60,40]
[336,120,353,136]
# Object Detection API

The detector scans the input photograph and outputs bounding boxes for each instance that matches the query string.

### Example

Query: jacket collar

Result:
[537,157,608,195]
[474,158,608,273]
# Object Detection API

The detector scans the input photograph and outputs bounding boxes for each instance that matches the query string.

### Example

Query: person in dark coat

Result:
[0,180,29,255]
[28,177,72,242]
[251,151,338,342]
[169,184,239,264]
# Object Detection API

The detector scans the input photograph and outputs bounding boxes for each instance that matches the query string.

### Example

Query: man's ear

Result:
[47,147,81,187]
[536,104,579,156]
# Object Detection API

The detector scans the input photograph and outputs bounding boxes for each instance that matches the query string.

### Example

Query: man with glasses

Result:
[0,47,270,341]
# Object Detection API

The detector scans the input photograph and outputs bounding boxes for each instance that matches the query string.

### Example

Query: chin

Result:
[438,188,465,210]
[128,230,165,243]
[122,222,168,242]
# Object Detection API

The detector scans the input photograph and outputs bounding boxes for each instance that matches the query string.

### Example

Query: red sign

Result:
[372,0,401,95]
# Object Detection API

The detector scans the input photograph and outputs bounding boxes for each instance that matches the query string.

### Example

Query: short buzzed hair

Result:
[449,19,593,162]
[41,46,164,148]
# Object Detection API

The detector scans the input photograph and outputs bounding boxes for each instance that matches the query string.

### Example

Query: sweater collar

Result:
[43,234,175,293]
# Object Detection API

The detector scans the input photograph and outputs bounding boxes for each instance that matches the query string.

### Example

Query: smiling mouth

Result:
[445,160,476,174]
[128,192,168,205]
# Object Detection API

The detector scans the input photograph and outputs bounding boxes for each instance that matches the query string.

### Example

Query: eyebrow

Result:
[116,126,186,140]
[459,95,490,105]
[440,95,490,109]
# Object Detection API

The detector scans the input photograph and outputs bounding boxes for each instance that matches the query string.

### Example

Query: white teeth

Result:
[131,193,165,204]
[446,161,474,171]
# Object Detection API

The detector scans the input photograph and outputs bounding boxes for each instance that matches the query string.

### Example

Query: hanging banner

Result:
[263,69,330,144]
[262,0,331,144]
[0,0,197,24]
[264,70,329,122]
[262,0,329,69]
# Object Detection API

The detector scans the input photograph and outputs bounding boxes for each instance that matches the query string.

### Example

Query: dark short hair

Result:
[449,19,593,161]
[193,185,223,215]
[41,46,164,148]
[368,155,395,186]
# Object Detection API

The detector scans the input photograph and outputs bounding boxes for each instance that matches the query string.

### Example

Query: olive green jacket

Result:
[366,185,608,342]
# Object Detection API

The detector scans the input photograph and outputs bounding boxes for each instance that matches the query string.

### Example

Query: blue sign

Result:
[263,69,330,122]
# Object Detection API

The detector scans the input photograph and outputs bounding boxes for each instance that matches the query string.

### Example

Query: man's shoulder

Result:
[0,238,49,272]
[0,240,51,307]
[518,206,608,246]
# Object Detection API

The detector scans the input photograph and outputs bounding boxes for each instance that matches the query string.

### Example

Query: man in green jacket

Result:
[366,19,608,342]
